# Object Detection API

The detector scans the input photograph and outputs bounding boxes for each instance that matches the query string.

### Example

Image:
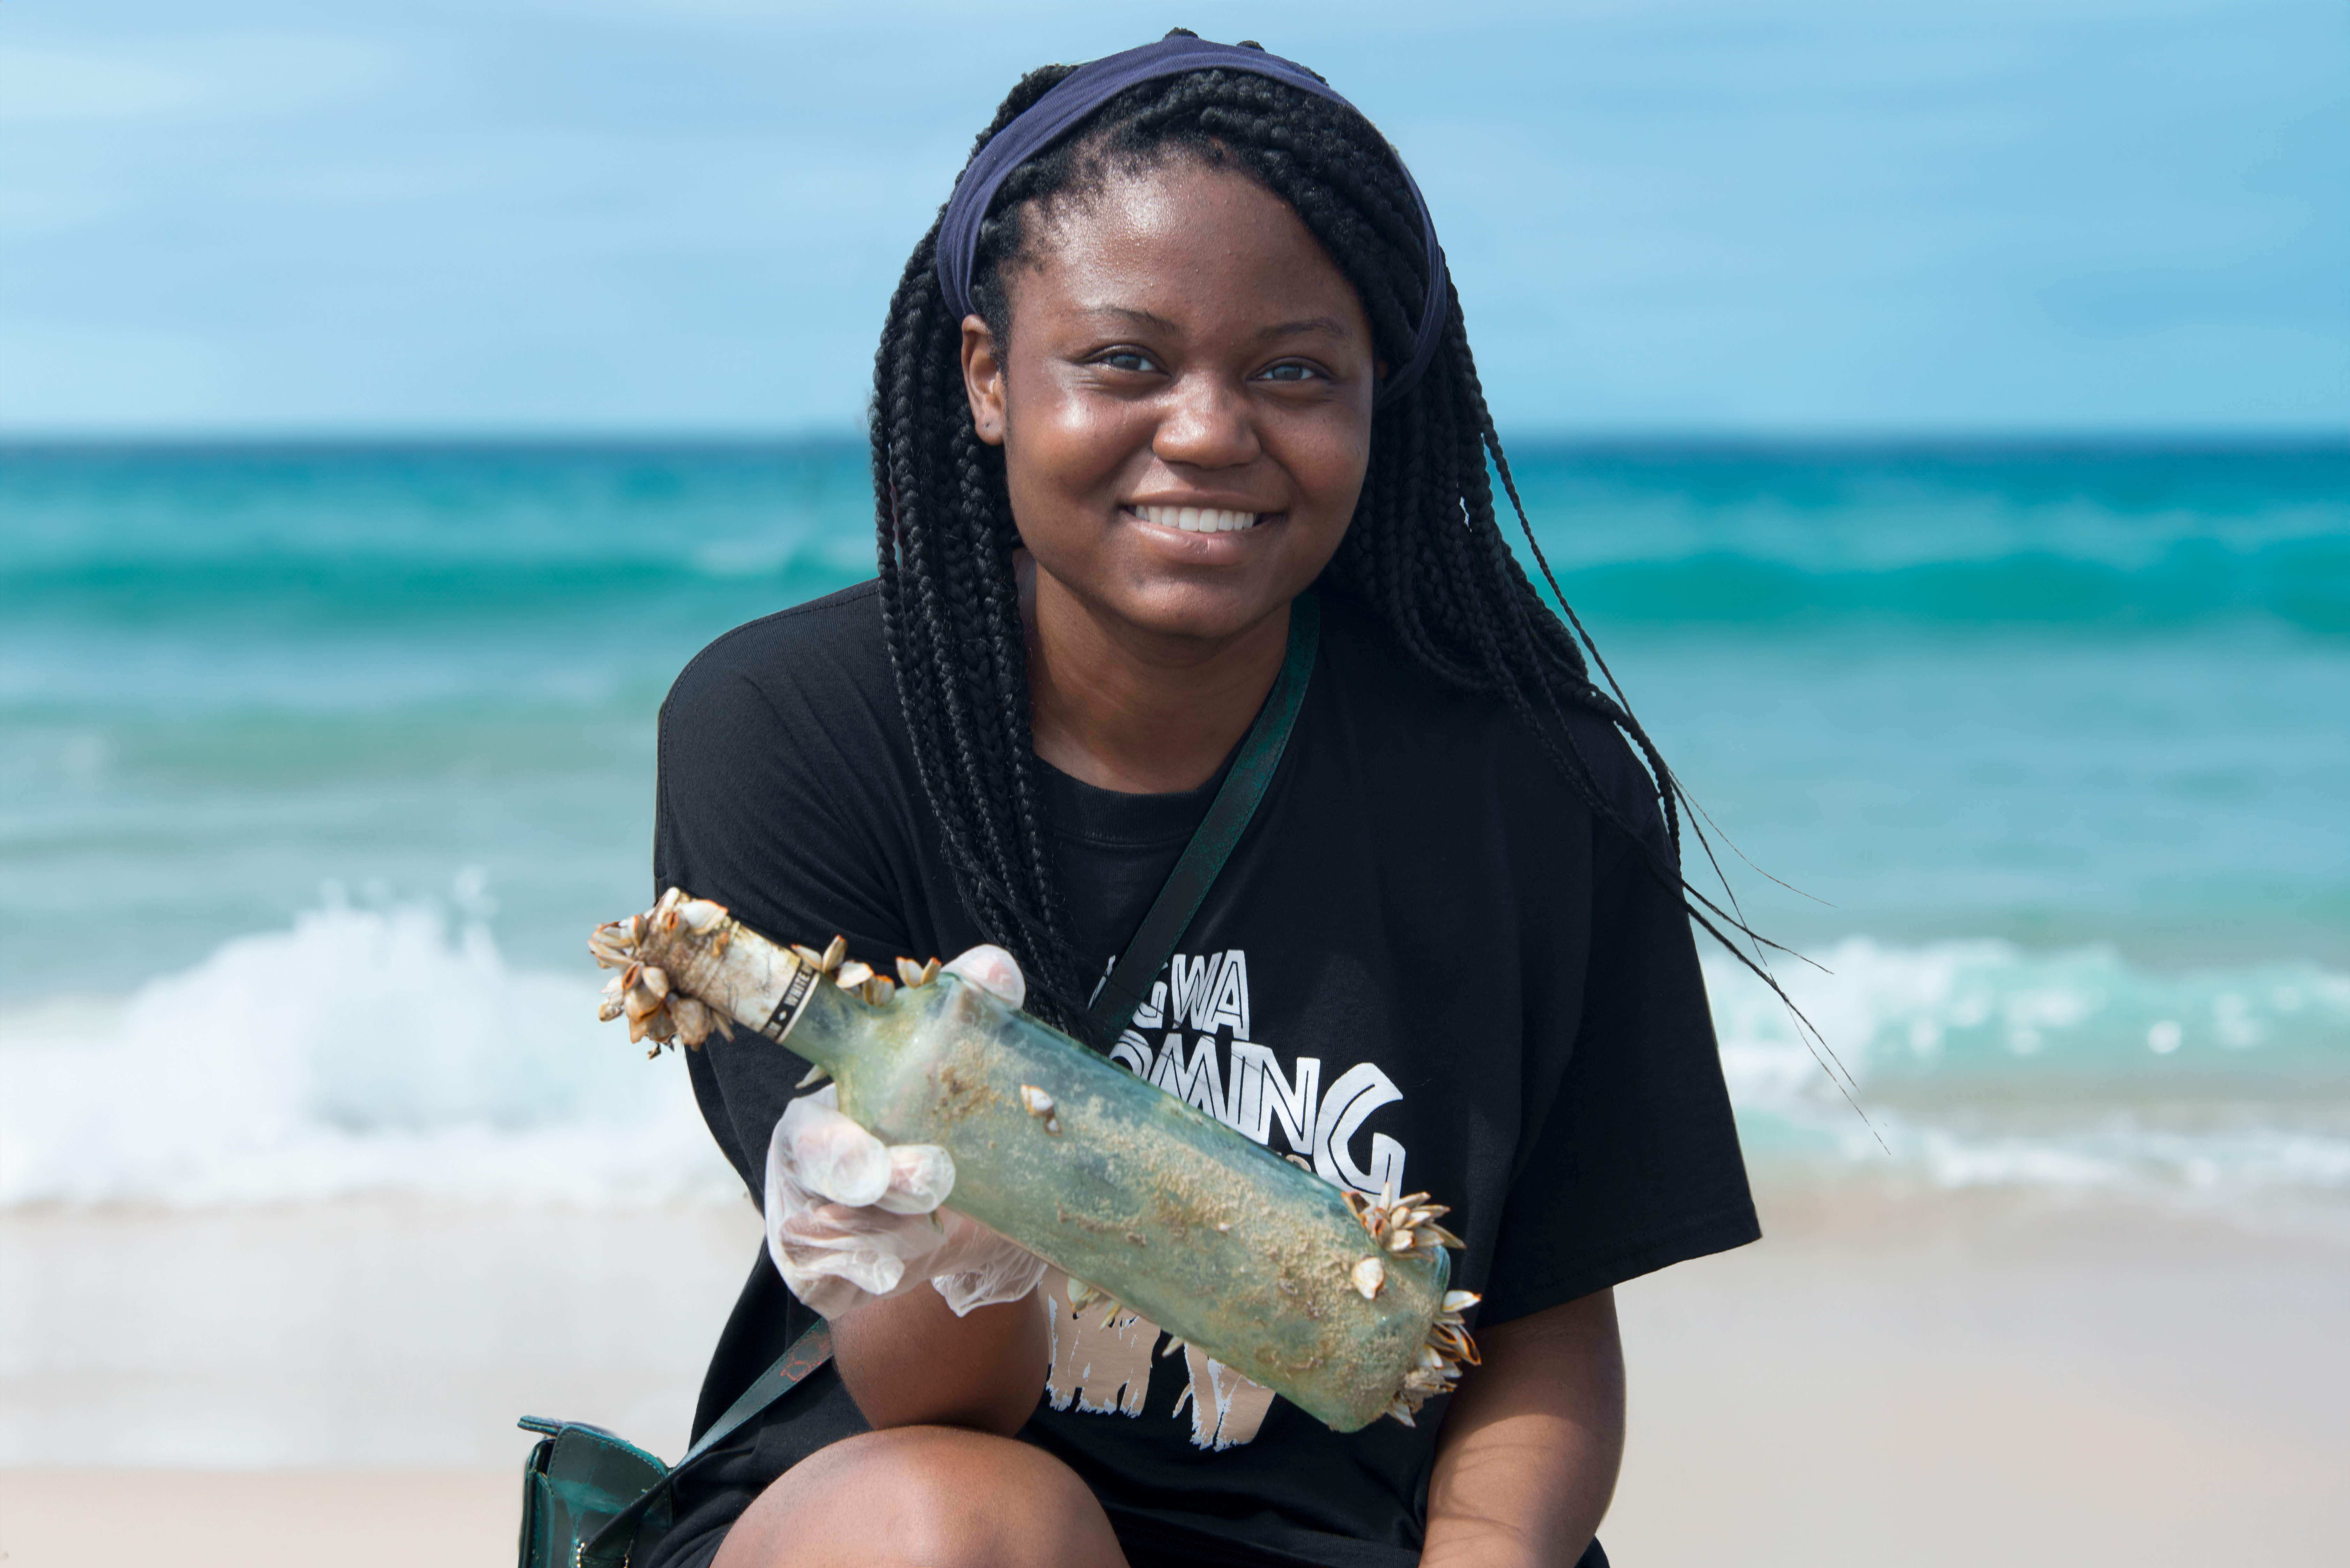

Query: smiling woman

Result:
[638,31,1758,1568]
[964,161,1376,791]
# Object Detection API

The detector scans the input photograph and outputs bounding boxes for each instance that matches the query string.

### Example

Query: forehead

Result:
[1007,160,1367,340]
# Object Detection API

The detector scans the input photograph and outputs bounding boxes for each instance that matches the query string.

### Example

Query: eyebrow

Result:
[1083,305,1182,333]
[1077,305,1357,342]
[1255,316,1356,342]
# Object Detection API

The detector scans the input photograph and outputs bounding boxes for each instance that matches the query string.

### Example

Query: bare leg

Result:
[712,1425,1128,1568]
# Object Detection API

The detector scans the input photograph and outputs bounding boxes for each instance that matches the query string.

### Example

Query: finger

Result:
[775,1094,891,1208]
[767,1241,888,1319]
[774,1238,907,1298]
[933,1252,1049,1317]
[872,1143,955,1216]
[766,1195,906,1311]
[770,1217,908,1294]
[763,1119,819,1224]
[921,1210,1018,1275]
[779,1203,952,1266]
[943,944,1025,1007]
[771,1204,952,1308]
[927,1215,1049,1317]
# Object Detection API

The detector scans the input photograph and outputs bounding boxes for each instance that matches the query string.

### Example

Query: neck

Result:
[1024,559,1292,795]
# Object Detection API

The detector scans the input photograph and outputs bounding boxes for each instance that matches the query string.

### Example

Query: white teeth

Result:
[1139,504,1259,534]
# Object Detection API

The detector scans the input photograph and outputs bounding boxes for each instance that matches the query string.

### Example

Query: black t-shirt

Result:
[643,581,1758,1568]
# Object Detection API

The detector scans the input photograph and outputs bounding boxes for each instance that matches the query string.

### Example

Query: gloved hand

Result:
[762,945,1049,1319]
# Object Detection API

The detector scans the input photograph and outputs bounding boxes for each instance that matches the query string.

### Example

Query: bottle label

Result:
[761,954,820,1044]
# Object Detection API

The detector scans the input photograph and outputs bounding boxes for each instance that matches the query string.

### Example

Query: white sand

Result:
[1605,1188,2350,1565]
[4,1188,2345,1566]
[0,1471,517,1568]
[0,1202,766,1469]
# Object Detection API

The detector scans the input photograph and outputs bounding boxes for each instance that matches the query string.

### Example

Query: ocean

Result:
[3,440,2345,1224]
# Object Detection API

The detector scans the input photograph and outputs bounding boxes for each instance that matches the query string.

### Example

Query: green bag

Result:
[517,1322,832,1568]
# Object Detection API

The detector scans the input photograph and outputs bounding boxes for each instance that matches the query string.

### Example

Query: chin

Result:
[1109,579,1291,643]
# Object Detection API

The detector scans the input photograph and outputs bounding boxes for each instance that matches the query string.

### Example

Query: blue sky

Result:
[2,0,2343,435]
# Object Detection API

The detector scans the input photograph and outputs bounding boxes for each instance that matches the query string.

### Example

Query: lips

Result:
[1135,504,1261,534]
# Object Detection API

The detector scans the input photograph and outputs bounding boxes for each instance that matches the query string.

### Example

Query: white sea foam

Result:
[4,905,2346,1214]
[1708,937,2350,1213]
[0,893,739,1208]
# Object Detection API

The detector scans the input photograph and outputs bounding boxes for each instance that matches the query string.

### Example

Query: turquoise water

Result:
[3,441,2345,1214]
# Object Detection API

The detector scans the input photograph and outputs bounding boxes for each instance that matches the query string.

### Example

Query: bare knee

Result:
[712,1426,1123,1568]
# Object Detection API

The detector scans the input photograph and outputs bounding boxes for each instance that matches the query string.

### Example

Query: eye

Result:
[1094,347,1162,374]
[1257,361,1324,384]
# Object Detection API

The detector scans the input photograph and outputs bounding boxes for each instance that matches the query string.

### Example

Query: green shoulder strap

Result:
[572,1320,834,1566]
[676,1320,835,1470]
[1084,591,1320,1046]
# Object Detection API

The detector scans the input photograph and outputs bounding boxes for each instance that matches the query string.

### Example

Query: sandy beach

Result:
[5,1186,2343,1567]
[1606,1188,2350,1565]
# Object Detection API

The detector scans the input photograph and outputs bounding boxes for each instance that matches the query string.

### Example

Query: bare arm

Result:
[830,1282,1048,1436]
[1422,1288,1626,1568]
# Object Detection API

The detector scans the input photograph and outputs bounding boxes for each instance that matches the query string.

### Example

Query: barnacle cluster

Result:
[780,940,944,1088]
[590,894,736,1055]
[1343,1182,1465,1260]
[1341,1182,1479,1424]
[787,937,941,1012]
[591,890,947,1067]
[1063,1278,1130,1328]
[1385,1289,1482,1424]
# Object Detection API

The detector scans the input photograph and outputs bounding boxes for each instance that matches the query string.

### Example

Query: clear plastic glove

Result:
[762,945,1047,1319]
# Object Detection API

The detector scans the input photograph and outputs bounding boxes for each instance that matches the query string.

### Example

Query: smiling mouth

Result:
[1132,504,1263,535]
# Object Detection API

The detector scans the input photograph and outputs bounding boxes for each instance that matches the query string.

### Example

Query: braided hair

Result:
[871,37,1785,1042]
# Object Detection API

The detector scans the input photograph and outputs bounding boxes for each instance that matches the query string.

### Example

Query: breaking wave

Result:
[0,892,739,1208]
[1711,938,2350,1214]
[4,895,2345,1217]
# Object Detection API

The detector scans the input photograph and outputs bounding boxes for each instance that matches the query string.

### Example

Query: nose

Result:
[1151,370,1261,471]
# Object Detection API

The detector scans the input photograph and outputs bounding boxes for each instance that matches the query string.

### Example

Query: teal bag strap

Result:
[676,1319,835,1470]
[1085,591,1319,1045]
[562,1320,834,1567]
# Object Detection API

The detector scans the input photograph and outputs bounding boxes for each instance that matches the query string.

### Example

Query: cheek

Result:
[1007,386,1151,499]
[1289,413,1375,521]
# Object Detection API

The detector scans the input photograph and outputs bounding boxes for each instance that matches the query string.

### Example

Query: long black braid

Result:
[871,38,1823,1073]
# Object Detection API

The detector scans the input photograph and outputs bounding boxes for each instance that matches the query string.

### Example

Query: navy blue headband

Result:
[936,35,1451,408]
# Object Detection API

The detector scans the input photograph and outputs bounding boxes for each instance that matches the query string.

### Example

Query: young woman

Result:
[646,33,1757,1568]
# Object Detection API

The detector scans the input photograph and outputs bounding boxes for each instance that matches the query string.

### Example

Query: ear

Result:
[961,316,1008,447]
